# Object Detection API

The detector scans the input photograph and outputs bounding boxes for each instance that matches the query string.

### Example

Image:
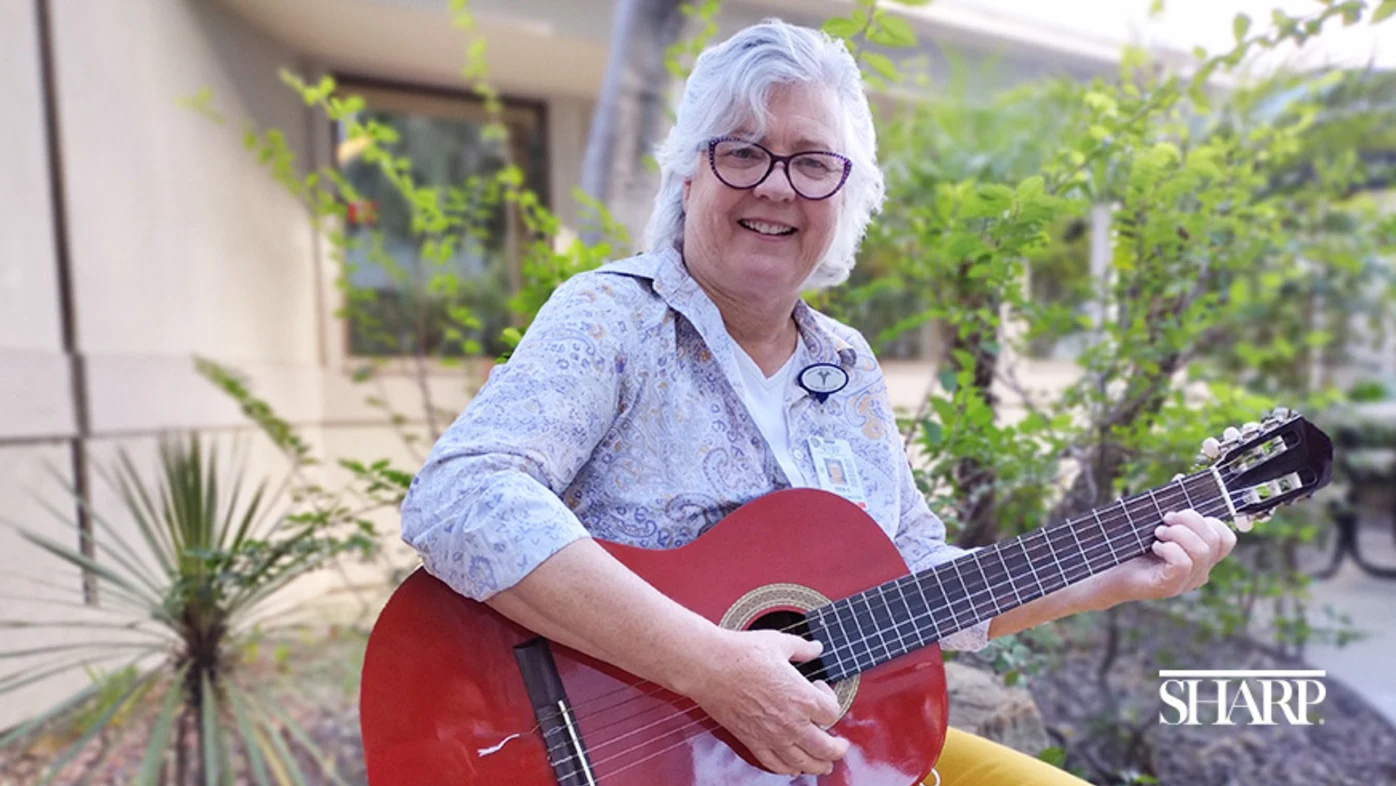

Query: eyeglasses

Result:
[705,136,852,201]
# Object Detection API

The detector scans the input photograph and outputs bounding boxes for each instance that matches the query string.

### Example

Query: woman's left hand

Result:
[1087,509,1238,607]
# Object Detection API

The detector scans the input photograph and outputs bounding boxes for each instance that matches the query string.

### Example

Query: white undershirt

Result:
[732,345,807,487]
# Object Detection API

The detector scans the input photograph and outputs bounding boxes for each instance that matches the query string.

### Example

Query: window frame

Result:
[328,74,551,372]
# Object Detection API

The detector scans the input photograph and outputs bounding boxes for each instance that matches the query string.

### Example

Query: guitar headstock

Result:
[1196,407,1334,532]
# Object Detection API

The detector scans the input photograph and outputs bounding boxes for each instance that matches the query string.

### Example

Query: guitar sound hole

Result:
[747,609,828,683]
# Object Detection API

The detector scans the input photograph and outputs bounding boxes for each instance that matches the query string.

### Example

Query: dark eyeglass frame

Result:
[705,136,853,201]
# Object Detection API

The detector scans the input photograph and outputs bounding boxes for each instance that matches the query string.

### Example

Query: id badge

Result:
[807,436,869,509]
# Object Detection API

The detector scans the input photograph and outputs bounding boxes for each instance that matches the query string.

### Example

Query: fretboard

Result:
[807,471,1229,682]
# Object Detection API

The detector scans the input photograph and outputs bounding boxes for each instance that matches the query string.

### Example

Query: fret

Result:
[831,600,870,675]
[1040,527,1072,588]
[947,559,971,618]
[1123,497,1150,553]
[858,592,894,664]
[893,578,928,649]
[1178,478,1196,509]
[879,583,911,656]
[1064,520,1090,585]
[1146,487,1167,522]
[1092,508,1119,563]
[1198,468,1235,520]
[808,606,847,679]
[1016,536,1047,600]
[970,553,1003,618]
[908,573,942,643]
[996,547,1025,607]
[949,558,987,623]
[930,566,964,632]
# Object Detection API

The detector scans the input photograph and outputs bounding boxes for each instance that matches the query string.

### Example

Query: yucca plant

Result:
[0,433,380,784]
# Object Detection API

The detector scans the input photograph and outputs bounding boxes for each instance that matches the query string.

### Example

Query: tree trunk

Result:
[950,268,1003,548]
[1049,348,1186,523]
[579,0,688,243]
[950,333,1001,547]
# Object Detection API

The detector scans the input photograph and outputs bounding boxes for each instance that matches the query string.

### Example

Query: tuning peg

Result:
[1272,406,1290,420]
[1241,421,1261,436]
[1223,426,1242,443]
[1235,514,1254,532]
[1201,437,1221,458]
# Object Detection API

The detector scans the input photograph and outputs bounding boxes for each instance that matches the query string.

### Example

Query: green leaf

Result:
[971,183,1014,215]
[1016,175,1045,201]
[229,685,272,786]
[870,13,918,47]
[938,368,958,394]
[1233,12,1251,42]
[1228,278,1251,305]
[1304,330,1333,348]
[201,671,224,786]
[863,52,900,81]
[1149,0,1165,16]
[250,685,352,786]
[32,673,151,786]
[135,668,189,786]
[921,420,943,448]
[1374,0,1396,23]
[821,16,862,38]
[945,233,987,260]
[258,710,310,786]
[1037,746,1067,767]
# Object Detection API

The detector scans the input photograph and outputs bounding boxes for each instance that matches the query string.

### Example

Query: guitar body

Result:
[361,489,947,785]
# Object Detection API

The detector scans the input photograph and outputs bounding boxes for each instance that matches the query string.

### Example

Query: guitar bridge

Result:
[514,638,598,786]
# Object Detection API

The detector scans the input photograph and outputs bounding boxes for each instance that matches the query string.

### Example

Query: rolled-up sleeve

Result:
[400,275,628,601]
[892,456,992,653]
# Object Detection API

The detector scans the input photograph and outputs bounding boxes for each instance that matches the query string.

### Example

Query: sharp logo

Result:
[1158,670,1327,726]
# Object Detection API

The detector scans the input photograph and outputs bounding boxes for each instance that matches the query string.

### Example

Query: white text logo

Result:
[1158,670,1327,726]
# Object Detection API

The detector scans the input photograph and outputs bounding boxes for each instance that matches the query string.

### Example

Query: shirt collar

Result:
[602,248,859,387]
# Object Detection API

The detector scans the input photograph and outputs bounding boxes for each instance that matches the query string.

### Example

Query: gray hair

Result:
[643,19,885,289]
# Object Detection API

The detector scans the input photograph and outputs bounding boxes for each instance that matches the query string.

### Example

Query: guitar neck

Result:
[808,470,1231,682]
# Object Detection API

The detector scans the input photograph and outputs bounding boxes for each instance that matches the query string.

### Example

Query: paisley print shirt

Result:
[400,248,990,651]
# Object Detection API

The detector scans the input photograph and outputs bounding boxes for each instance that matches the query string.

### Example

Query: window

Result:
[333,79,549,359]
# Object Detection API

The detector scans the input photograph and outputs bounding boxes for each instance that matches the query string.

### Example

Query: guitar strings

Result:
[536,490,1241,777]
[549,493,1240,784]
[541,489,1237,773]
[535,479,1232,757]
[547,501,1250,784]
[535,481,1239,752]
[528,474,1234,736]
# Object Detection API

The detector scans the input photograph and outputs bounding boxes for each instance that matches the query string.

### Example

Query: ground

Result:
[4,588,1395,785]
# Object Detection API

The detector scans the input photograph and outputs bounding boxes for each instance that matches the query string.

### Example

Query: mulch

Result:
[1022,604,1396,786]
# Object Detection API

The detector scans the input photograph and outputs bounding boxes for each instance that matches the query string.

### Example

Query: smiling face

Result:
[680,83,845,312]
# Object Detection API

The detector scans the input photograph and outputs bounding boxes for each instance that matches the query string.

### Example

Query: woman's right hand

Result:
[678,628,850,776]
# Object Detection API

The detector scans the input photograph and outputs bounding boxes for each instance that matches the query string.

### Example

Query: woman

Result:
[401,19,1235,784]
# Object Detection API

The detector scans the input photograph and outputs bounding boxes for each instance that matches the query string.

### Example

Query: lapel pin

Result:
[797,363,850,403]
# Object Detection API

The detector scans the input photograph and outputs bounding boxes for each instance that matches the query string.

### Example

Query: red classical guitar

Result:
[360,410,1332,785]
